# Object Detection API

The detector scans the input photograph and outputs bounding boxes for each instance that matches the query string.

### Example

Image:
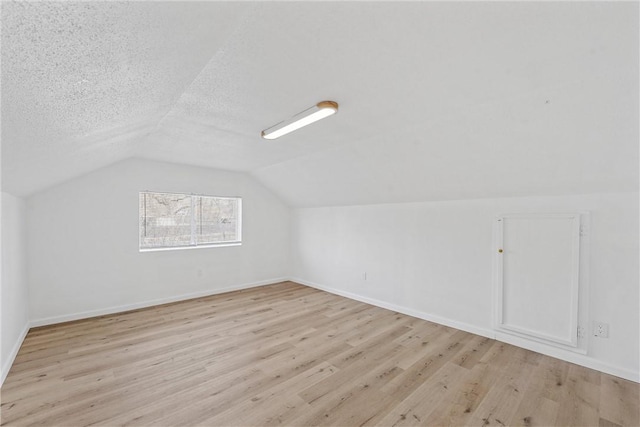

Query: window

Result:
[139,192,242,251]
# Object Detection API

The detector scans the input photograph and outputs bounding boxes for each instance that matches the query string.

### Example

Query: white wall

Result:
[1,192,30,384]
[27,158,290,324]
[291,192,639,381]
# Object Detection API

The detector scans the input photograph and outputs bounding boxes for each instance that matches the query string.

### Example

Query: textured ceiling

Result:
[2,2,638,205]
[1,1,251,195]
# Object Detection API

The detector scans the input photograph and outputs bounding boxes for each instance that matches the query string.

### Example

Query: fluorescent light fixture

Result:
[261,101,338,140]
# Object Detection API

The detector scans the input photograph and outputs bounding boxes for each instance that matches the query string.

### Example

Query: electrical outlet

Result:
[577,326,585,339]
[363,272,367,281]
[593,321,609,338]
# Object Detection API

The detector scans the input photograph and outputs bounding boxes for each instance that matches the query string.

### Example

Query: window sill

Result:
[139,242,242,253]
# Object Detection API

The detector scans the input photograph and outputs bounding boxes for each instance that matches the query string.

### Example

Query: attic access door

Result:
[495,214,581,347]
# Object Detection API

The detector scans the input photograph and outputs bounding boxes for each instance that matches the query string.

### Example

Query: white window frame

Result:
[139,191,242,252]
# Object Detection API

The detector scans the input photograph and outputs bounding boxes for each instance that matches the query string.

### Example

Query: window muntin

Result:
[139,192,241,250]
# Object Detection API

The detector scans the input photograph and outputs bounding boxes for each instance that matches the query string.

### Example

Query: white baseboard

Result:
[30,278,287,328]
[291,277,494,339]
[1,321,30,386]
[291,277,640,383]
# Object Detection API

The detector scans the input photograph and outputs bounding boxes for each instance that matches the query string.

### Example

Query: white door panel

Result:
[496,214,581,347]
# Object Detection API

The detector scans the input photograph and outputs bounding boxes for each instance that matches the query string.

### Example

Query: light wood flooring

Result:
[1,281,638,426]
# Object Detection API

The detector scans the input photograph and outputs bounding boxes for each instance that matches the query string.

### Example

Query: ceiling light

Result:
[261,101,338,140]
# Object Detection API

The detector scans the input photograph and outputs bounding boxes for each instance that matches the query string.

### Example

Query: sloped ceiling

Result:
[2,2,638,206]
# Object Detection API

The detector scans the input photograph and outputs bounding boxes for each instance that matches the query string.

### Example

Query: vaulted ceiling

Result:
[2,2,638,206]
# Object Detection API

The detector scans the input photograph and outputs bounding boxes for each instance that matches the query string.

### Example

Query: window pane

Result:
[139,192,241,250]
[140,193,192,248]
[196,196,240,244]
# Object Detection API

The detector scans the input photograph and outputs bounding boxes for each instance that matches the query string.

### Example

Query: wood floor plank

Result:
[292,358,407,426]
[1,281,638,426]
[510,360,562,426]
[465,346,538,427]
[553,364,601,426]
[375,361,470,427]
[204,362,338,427]
[599,374,640,427]
[421,341,516,426]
